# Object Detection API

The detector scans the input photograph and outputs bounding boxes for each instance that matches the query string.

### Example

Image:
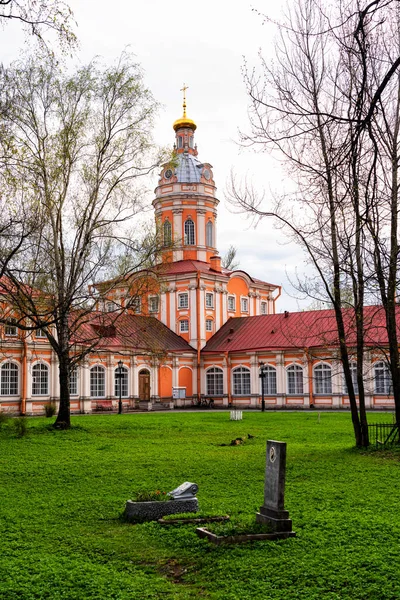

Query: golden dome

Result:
[173,116,197,131]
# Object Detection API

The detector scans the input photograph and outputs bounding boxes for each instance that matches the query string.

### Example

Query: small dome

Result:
[173,117,197,132]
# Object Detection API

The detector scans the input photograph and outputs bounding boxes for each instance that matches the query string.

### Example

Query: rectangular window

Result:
[206,319,213,332]
[36,329,47,339]
[260,302,267,315]
[131,297,141,313]
[180,320,189,333]
[178,293,189,309]
[5,319,17,336]
[149,296,159,313]
[241,297,249,313]
[205,292,214,308]
[227,296,236,312]
[69,368,78,396]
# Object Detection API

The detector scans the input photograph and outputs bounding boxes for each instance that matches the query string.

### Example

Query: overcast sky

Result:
[2,0,311,312]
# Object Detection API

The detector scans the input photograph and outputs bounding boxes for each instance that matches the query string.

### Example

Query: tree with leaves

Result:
[221,245,239,270]
[0,51,164,428]
[0,0,76,49]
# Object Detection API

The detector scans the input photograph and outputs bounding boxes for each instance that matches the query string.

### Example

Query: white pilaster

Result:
[169,285,176,334]
[172,208,183,261]
[276,352,285,407]
[189,284,197,347]
[160,291,167,325]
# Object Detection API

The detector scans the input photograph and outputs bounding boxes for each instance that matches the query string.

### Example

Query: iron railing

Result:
[368,422,399,447]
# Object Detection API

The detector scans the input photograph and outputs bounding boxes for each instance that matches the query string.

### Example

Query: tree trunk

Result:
[54,315,71,429]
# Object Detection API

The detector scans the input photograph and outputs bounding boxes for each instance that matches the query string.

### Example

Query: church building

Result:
[0,97,397,414]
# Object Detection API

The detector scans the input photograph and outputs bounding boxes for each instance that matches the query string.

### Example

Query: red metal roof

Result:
[202,306,396,353]
[72,313,195,353]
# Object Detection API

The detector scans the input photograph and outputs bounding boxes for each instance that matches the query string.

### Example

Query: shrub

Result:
[0,412,10,429]
[44,403,56,418]
[131,490,170,502]
[13,417,28,438]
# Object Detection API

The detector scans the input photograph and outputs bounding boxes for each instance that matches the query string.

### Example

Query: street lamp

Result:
[259,363,266,413]
[116,359,123,414]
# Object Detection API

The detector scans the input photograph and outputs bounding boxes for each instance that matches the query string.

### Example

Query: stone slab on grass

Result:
[125,498,198,521]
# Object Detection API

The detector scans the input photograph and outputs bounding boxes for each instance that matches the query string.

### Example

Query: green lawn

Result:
[1,411,399,600]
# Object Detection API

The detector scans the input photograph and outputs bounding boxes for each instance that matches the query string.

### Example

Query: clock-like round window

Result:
[203,169,211,180]
[165,169,173,179]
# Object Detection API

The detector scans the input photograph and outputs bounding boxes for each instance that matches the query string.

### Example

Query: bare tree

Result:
[0,51,164,428]
[229,0,400,446]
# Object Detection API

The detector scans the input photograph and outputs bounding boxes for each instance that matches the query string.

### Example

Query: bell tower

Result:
[153,86,219,264]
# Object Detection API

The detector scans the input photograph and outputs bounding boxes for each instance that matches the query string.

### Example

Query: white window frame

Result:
[260,365,277,395]
[69,367,78,396]
[206,221,213,247]
[114,365,129,398]
[232,366,251,396]
[36,329,47,338]
[206,319,213,332]
[287,364,304,395]
[343,362,359,395]
[148,295,159,313]
[374,361,392,394]
[205,292,214,309]
[206,367,224,396]
[314,363,332,395]
[180,320,189,333]
[227,296,236,312]
[163,219,172,246]
[131,297,141,314]
[241,297,249,313]
[184,219,195,245]
[178,293,189,309]
[260,301,267,315]
[5,319,17,337]
[1,361,19,396]
[90,365,106,398]
[32,363,49,396]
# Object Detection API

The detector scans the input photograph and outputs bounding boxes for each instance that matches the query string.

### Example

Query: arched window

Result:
[343,362,358,395]
[206,367,223,396]
[287,364,303,395]
[261,366,277,395]
[184,219,195,245]
[163,220,172,246]
[374,361,392,394]
[32,363,49,396]
[314,364,332,394]
[114,366,128,398]
[1,362,19,396]
[233,367,251,395]
[206,221,213,247]
[90,365,105,398]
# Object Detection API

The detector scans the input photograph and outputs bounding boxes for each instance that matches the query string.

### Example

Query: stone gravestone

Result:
[256,440,295,536]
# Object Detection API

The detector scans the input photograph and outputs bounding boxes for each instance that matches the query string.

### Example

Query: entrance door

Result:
[139,369,150,401]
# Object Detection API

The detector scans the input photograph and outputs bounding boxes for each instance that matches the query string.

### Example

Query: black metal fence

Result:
[368,423,399,447]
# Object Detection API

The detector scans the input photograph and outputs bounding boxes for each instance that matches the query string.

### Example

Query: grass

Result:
[1,411,399,599]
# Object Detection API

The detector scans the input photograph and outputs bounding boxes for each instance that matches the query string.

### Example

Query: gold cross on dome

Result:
[180,83,189,117]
